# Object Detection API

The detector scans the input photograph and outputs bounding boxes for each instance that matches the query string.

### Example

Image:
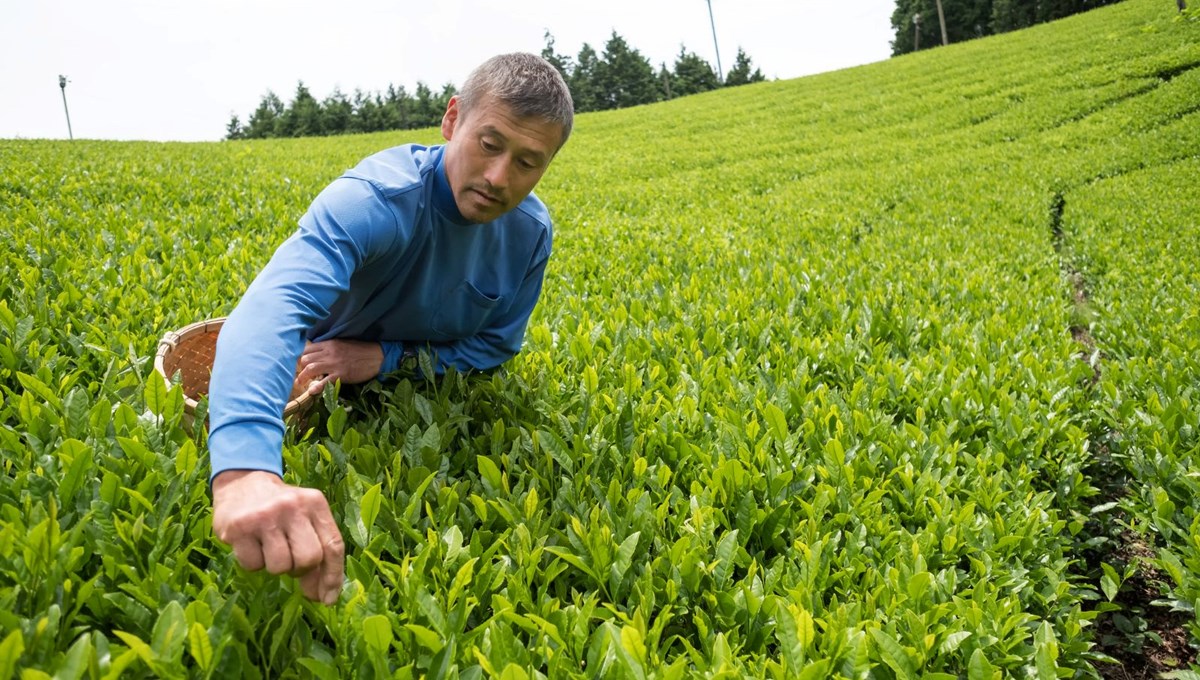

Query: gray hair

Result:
[457,53,574,149]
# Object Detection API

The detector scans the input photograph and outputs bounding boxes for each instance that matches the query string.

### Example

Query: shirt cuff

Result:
[207,419,286,482]
[379,340,405,379]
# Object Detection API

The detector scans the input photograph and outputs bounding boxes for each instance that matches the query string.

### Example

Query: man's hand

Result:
[295,339,384,396]
[211,470,345,605]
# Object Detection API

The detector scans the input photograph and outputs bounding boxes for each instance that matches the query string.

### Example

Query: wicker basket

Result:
[154,317,315,432]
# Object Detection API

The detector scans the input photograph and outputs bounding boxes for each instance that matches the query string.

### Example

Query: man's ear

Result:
[441,96,460,141]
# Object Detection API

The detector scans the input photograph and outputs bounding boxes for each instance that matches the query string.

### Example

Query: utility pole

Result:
[935,0,949,46]
[58,75,74,140]
[913,13,921,51]
[705,0,723,83]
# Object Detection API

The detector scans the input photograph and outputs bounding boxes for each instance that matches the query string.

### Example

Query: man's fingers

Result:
[305,376,328,397]
[295,361,332,393]
[296,358,322,384]
[212,472,344,604]
[284,520,324,576]
[260,531,294,575]
[230,538,266,571]
[317,544,345,605]
[307,492,346,605]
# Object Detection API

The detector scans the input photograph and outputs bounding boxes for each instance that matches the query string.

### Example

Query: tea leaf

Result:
[362,614,392,652]
[360,482,382,535]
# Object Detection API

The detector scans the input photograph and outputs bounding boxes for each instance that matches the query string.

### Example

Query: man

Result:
[207,53,573,605]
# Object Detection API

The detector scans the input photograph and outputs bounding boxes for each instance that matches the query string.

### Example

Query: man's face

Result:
[440,95,562,223]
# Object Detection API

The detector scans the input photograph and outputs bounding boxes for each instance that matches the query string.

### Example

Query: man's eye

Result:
[481,139,500,152]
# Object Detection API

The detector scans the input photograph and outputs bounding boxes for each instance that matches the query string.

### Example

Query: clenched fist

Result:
[212,470,345,604]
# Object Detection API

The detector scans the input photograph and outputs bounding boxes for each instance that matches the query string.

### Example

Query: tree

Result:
[671,46,720,97]
[410,82,442,128]
[570,43,603,112]
[321,88,353,135]
[225,114,244,140]
[595,31,659,110]
[724,48,765,86]
[351,89,384,133]
[230,28,772,135]
[891,0,996,54]
[244,91,284,139]
[541,31,574,83]
[658,62,674,100]
[276,81,322,138]
[436,83,457,123]
[990,0,1037,32]
[382,84,409,130]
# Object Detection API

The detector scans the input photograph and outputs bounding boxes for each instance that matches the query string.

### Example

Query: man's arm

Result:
[207,177,401,604]
[208,178,399,477]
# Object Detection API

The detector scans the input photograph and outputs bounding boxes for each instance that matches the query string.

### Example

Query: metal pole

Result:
[59,75,74,140]
[913,13,921,51]
[705,0,723,83]
[935,0,949,46]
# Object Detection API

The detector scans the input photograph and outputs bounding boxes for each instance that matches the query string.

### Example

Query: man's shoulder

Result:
[508,192,553,232]
[499,193,553,259]
[342,144,439,197]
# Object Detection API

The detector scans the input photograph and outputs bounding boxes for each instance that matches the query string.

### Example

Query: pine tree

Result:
[412,82,439,128]
[225,114,244,140]
[383,84,409,130]
[321,88,353,135]
[658,63,674,100]
[351,90,383,133]
[596,31,659,110]
[276,81,322,138]
[991,0,1037,33]
[724,48,765,87]
[541,31,574,83]
[671,47,720,97]
[570,43,602,112]
[244,91,284,139]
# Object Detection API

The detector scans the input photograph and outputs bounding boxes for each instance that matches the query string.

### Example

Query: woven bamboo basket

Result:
[154,317,315,432]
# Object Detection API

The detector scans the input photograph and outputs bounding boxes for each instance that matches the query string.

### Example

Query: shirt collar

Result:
[431,147,476,226]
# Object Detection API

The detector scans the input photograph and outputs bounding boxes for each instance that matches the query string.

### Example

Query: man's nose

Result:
[483,157,509,190]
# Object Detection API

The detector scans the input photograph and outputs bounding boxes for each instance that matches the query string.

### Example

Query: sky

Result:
[1,1,898,143]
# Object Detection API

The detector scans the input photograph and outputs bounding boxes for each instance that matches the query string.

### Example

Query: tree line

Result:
[225,31,764,140]
[890,0,1126,54]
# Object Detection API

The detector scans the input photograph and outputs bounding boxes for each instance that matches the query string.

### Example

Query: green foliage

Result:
[891,0,1125,55]
[1,0,1198,676]
[231,30,764,140]
[233,80,453,140]
[593,32,661,111]
[668,48,720,99]
[723,48,766,87]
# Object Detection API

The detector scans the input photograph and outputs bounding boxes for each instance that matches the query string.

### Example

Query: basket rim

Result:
[153,316,314,415]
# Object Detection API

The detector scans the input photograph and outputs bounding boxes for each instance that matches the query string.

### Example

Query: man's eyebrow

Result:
[479,124,507,140]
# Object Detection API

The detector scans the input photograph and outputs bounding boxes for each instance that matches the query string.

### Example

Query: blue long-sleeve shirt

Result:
[207,143,553,479]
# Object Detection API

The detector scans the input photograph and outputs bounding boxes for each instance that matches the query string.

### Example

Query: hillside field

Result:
[1,0,1198,677]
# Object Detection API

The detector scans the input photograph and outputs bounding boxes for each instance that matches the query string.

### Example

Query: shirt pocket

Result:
[431,279,506,339]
